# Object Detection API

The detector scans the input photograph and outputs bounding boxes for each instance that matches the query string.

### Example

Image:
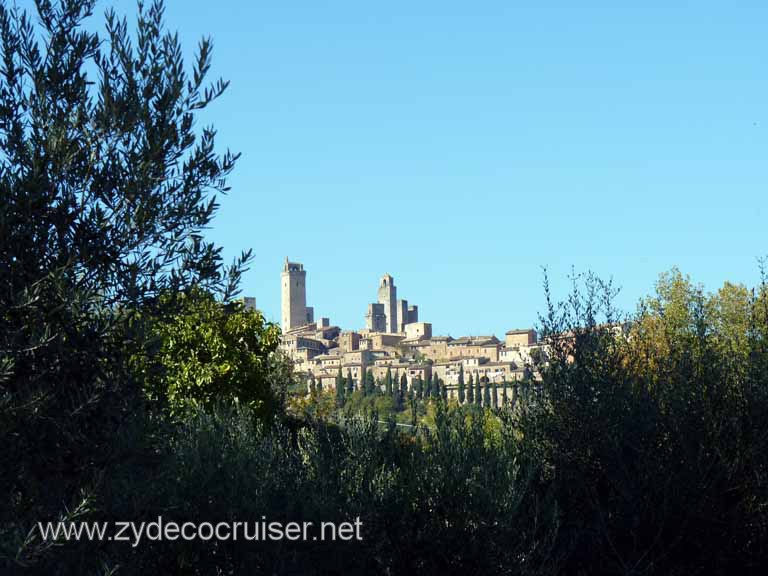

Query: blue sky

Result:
[150,1,764,336]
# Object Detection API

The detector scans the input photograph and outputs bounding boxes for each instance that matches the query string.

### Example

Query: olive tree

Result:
[0,0,252,566]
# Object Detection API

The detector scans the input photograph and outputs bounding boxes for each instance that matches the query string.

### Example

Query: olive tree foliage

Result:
[0,0,249,560]
[525,266,768,574]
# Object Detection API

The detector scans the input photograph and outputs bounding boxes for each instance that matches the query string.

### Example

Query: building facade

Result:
[365,303,387,332]
[369,273,420,335]
[377,274,398,333]
[281,258,314,333]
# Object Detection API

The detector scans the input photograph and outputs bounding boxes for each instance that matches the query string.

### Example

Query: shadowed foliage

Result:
[1,0,251,567]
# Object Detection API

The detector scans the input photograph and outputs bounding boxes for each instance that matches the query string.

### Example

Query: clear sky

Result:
[152,0,765,337]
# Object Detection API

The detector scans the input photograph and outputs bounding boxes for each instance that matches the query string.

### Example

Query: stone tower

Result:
[365,303,387,332]
[377,274,397,333]
[281,257,308,333]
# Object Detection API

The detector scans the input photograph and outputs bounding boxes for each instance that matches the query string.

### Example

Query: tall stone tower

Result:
[281,257,308,333]
[377,274,398,333]
[365,303,387,332]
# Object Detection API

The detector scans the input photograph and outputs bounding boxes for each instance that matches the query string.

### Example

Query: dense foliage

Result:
[10,403,553,575]
[0,0,252,567]
[526,268,768,574]
[137,289,282,418]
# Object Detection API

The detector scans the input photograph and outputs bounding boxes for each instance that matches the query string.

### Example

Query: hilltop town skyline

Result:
[163,0,767,339]
[240,254,759,338]
[278,258,544,396]
[271,257,539,340]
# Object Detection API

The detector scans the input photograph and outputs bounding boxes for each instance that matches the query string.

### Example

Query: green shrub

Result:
[138,289,282,419]
[523,269,768,574]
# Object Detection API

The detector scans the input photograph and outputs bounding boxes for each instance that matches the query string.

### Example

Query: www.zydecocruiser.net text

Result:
[36,516,364,548]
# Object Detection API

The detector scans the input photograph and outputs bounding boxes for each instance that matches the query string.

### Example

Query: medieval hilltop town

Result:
[264,258,549,400]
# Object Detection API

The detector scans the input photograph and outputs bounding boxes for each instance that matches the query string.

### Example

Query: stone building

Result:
[365,303,386,332]
[360,332,405,351]
[368,274,420,334]
[396,299,408,333]
[277,260,549,392]
[342,349,373,368]
[339,331,361,353]
[377,274,398,333]
[405,322,432,341]
[504,329,537,348]
[239,296,257,311]
[446,336,500,362]
[400,336,452,362]
[311,354,342,371]
[281,258,314,333]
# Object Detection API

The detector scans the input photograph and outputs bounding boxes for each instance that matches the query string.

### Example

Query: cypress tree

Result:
[399,372,408,411]
[440,378,448,402]
[384,368,393,396]
[467,373,475,405]
[425,373,433,399]
[392,371,400,409]
[475,374,482,406]
[365,368,375,396]
[458,364,466,404]
[502,380,508,406]
[309,375,317,396]
[392,370,399,401]
[483,377,491,407]
[431,375,440,399]
[415,374,423,400]
[335,367,345,407]
[370,369,376,394]
[513,381,520,406]
[347,369,354,395]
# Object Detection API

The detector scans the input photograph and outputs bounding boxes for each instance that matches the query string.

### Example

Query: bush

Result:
[21,402,555,575]
[137,288,282,419]
[522,268,768,574]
